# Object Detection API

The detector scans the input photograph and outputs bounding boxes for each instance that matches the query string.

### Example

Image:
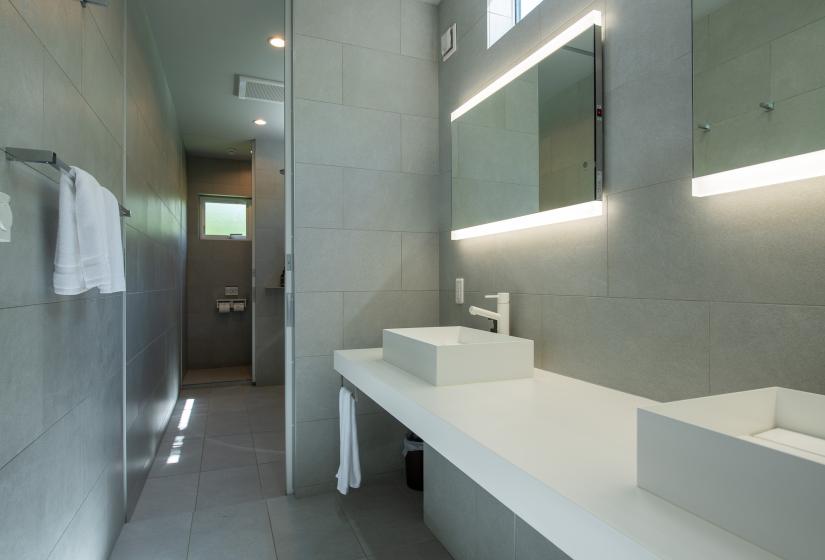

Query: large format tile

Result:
[294,0,401,53]
[604,0,691,91]
[196,465,262,511]
[131,472,199,521]
[541,295,710,402]
[205,411,251,436]
[294,163,344,229]
[341,169,439,233]
[295,292,343,357]
[603,54,692,193]
[342,291,439,349]
[401,115,439,175]
[253,431,286,464]
[149,435,204,479]
[189,501,276,560]
[367,539,453,560]
[294,228,402,292]
[293,419,339,489]
[402,233,439,290]
[267,494,365,560]
[343,46,437,117]
[295,356,341,422]
[295,100,402,171]
[294,34,343,104]
[109,512,192,560]
[709,302,825,395]
[201,433,257,472]
[475,487,515,560]
[82,11,124,142]
[401,0,438,60]
[423,445,477,560]
[259,460,287,499]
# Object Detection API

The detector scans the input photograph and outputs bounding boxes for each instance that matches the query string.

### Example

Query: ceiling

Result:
[142,0,286,160]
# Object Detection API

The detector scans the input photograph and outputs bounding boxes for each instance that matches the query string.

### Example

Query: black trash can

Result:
[403,432,424,491]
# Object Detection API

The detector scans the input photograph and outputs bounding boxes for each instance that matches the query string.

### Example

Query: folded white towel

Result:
[336,386,362,495]
[54,167,125,295]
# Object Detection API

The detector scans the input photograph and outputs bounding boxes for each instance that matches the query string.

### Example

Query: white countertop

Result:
[334,348,779,560]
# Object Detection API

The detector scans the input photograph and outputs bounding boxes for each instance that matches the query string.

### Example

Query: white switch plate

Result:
[455,278,464,304]
[441,23,457,62]
[0,192,11,243]
[225,286,239,296]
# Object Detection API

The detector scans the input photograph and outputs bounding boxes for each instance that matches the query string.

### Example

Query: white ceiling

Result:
[142,0,286,160]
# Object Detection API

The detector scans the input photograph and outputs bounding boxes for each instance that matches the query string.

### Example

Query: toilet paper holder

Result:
[216,298,247,313]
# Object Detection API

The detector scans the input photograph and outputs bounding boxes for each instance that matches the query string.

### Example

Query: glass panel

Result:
[204,200,247,237]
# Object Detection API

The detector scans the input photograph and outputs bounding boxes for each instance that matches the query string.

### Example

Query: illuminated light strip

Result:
[693,149,825,197]
[450,10,602,123]
[451,200,603,240]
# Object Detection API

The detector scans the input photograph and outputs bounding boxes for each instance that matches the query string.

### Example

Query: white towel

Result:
[336,386,362,495]
[54,167,125,295]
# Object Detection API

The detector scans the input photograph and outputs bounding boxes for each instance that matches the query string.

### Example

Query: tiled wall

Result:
[292,0,441,493]
[438,0,825,402]
[0,0,186,554]
[424,445,570,560]
[124,0,187,518]
[253,139,285,386]
[185,156,253,370]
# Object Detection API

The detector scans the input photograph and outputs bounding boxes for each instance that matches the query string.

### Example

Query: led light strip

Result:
[692,149,825,197]
[451,201,603,240]
[450,10,602,122]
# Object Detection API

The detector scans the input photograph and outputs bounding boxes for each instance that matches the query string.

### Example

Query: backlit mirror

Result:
[692,0,825,189]
[451,19,603,238]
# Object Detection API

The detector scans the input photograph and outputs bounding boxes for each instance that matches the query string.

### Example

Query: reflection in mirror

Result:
[692,0,825,192]
[451,19,603,237]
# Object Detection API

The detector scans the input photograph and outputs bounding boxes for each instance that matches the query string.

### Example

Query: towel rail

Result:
[4,147,131,217]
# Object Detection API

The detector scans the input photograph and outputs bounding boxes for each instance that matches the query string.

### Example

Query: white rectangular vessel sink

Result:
[637,387,825,560]
[382,326,533,386]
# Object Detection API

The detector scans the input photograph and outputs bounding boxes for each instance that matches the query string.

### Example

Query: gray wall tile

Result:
[542,296,710,401]
[295,356,340,422]
[402,115,440,174]
[710,302,825,395]
[294,34,343,104]
[295,292,343,357]
[295,99,402,171]
[343,45,438,117]
[402,0,439,60]
[295,0,402,53]
[515,517,570,560]
[476,487,516,560]
[294,163,344,229]
[294,419,339,488]
[342,290,439,349]
[402,233,439,290]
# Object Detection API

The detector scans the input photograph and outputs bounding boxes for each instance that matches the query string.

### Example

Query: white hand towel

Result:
[97,187,125,294]
[336,387,362,495]
[53,167,126,295]
[54,169,86,295]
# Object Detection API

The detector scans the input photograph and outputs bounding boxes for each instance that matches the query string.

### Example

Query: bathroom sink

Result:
[637,387,825,560]
[382,326,533,386]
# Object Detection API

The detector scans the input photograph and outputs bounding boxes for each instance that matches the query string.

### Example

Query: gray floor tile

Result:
[346,492,433,555]
[248,405,284,433]
[366,539,453,560]
[189,501,276,560]
[131,472,199,521]
[109,512,193,560]
[149,436,204,479]
[207,394,248,413]
[252,431,286,464]
[201,433,257,472]
[259,460,287,499]
[196,465,262,510]
[267,494,365,560]
[164,411,208,440]
[205,411,251,436]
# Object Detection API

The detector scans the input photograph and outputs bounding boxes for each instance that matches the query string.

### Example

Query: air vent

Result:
[236,75,285,104]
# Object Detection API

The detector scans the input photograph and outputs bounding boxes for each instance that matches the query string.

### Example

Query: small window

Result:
[487,0,542,48]
[199,196,251,240]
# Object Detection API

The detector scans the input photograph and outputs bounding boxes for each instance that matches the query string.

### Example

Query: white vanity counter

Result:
[334,348,779,560]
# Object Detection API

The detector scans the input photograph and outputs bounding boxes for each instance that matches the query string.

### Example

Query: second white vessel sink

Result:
[382,326,534,386]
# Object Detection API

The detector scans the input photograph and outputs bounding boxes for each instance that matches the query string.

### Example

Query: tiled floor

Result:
[110,385,452,560]
[182,365,252,386]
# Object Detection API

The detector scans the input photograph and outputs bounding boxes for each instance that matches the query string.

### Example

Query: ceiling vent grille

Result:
[236,75,285,104]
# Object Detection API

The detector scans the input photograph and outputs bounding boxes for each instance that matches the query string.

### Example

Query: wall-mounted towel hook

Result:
[759,101,775,111]
[697,122,711,131]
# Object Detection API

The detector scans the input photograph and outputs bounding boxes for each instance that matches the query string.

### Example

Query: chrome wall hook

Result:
[760,101,775,111]
[697,122,711,131]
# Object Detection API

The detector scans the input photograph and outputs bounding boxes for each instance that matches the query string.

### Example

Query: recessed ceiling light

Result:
[253,118,267,126]
[268,36,285,48]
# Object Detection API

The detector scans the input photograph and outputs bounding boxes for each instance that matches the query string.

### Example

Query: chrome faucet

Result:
[469,293,510,335]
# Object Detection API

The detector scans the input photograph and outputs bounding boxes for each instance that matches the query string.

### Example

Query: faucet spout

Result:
[467,292,510,335]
